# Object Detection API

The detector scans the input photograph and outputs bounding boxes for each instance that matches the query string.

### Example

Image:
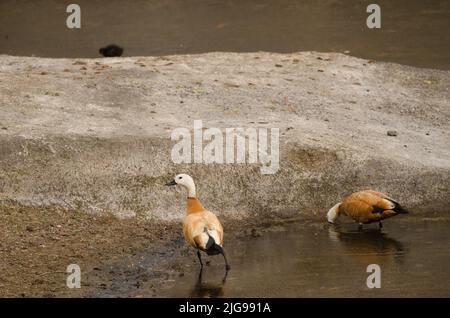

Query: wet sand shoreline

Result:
[1,202,449,297]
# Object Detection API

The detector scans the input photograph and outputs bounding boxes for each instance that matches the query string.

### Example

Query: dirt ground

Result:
[0,202,276,297]
[0,203,175,297]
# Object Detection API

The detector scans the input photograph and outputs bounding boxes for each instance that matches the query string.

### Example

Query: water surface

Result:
[156,219,450,297]
[1,0,449,69]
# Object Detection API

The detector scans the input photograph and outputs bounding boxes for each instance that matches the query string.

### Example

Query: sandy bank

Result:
[0,52,449,220]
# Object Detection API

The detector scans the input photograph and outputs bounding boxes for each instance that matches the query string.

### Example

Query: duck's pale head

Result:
[165,173,196,197]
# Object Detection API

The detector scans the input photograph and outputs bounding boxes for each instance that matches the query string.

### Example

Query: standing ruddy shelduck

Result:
[165,174,230,271]
[327,190,409,229]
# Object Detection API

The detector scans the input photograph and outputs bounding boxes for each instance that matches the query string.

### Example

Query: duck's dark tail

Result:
[205,234,221,256]
[203,228,230,271]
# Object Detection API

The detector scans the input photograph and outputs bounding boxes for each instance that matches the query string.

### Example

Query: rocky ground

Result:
[0,52,449,296]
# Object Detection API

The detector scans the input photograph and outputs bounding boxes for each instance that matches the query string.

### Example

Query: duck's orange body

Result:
[183,197,224,252]
[328,190,408,226]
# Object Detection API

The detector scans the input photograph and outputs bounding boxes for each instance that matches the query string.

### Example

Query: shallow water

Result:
[1,0,450,69]
[154,218,450,297]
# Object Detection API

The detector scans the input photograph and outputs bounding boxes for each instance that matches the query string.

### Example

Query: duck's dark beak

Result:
[165,180,177,186]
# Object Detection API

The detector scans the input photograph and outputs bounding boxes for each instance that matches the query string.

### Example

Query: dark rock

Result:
[99,44,124,57]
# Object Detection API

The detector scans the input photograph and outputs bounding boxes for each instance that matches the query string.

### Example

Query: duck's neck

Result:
[187,183,196,198]
[186,197,204,214]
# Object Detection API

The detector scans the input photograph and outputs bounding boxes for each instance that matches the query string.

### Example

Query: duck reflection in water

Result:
[328,225,406,265]
[189,268,228,298]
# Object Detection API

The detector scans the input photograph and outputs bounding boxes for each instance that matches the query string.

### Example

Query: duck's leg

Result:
[196,250,204,269]
[215,245,231,271]
[197,266,203,283]
[222,251,231,271]
[221,267,229,284]
[358,223,363,231]
[379,221,383,230]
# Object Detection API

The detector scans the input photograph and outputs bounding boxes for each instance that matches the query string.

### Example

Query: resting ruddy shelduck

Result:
[327,190,409,229]
[165,174,230,271]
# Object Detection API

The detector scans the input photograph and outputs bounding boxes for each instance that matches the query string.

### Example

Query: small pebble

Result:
[387,130,398,136]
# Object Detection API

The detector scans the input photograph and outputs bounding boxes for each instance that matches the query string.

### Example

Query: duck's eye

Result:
[178,176,182,179]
